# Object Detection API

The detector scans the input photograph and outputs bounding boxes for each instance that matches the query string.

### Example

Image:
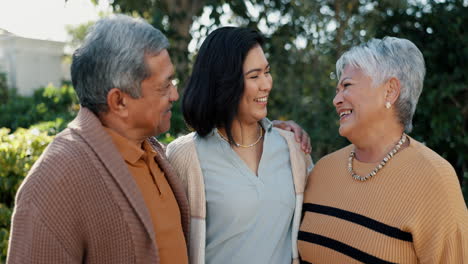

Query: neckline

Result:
[350,136,415,179]
[213,126,270,182]
[352,135,413,165]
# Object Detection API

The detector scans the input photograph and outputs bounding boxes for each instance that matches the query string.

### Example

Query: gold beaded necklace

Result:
[217,124,263,148]
[348,133,407,181]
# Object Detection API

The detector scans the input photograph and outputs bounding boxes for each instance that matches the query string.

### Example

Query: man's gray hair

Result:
[71,14,169,114]
[336,36,425,132]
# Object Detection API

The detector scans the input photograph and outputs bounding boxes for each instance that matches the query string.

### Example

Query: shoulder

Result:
[273,128,301,153]
[166,132,197,157]
[166,133,203,192]
[273,127,294,141]
[28,128,94,176]
[314,144,353,168]
[407,138,459,190]
[166,132,199,170]
[405,139,467,237]
[410,138,455,173]
[39,128,99,172]
[15,128,101,209]
[273,127,314,174]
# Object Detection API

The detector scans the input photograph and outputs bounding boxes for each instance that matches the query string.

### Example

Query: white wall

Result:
[0,34,67,96]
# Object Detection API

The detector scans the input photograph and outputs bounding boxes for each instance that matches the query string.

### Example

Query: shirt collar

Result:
[259,118,273,132]
[142,139,158,159]
[103,127,146,164]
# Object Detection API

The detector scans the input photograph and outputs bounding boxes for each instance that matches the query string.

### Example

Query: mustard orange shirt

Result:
[104,128,188,264]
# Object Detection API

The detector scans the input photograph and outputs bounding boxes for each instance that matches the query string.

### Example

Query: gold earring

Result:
[385,102,391,109]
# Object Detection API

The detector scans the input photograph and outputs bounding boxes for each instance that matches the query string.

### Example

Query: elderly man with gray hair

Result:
[7,14,189,263]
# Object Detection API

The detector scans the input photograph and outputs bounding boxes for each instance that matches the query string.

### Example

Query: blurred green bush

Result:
[0,73,7,104]
[0,125,55,261]
[0,84,79,131]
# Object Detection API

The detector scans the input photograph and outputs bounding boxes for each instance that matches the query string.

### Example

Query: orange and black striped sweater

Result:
[298,137,467,263]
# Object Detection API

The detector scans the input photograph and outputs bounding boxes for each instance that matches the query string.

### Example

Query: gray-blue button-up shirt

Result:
[195,118,295,264]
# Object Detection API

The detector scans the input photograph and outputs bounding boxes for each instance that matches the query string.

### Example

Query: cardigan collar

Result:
[67,107,189,246]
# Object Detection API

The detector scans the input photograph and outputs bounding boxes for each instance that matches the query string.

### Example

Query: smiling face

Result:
[333,65,388,140]
[126,49,178,137]
[236,45,272,124]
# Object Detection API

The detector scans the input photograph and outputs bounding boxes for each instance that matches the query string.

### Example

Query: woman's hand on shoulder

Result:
[272,120,311,154]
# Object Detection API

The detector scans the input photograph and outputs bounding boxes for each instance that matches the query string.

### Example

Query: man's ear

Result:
[106,88,129,118]
[385,77,401,105]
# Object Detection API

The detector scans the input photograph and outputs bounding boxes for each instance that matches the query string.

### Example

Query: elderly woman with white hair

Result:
[298,37,467,263]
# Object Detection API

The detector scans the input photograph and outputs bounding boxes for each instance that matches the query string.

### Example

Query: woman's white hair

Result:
[336,36,426,132]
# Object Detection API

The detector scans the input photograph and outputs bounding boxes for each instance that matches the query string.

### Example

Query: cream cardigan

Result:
[167,128,312,264]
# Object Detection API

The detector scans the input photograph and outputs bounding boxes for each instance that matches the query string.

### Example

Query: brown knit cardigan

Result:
[7,107,190,264]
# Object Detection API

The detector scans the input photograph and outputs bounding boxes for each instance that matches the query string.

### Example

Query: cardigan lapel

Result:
[67,107,156,245]
[275,128,309,194]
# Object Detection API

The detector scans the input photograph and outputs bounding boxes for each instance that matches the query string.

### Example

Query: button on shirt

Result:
[104,128,188,264]
[195,119,296,264]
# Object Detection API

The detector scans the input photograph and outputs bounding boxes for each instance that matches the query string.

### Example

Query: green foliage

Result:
[372,0,468,192]
[0,125,55,261]
[29,118,70,136]
[0,73,7,104]
[164,100,189,135]
[157,132,176,145]
[66,21,95,51]
[0,84,79,132]
[463,172,468,205]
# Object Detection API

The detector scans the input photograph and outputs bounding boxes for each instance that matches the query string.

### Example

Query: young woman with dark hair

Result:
[182,27,264,144]
[166,27,312,264]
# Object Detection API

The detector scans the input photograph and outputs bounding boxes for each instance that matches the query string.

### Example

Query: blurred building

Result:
[0,28,69,96]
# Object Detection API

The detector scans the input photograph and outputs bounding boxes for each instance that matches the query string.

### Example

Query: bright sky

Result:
[0,0,112,42]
